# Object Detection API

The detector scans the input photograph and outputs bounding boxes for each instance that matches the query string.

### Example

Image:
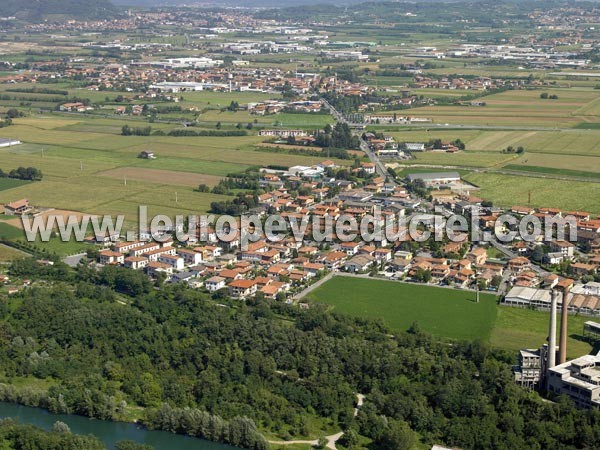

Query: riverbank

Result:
[0,401,236,450]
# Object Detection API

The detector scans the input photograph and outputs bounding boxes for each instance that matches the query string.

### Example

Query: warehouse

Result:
[405,171,461,186]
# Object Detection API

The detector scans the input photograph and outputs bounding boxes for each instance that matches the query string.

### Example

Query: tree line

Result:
[4,259,600,449]
[0,166,43,181]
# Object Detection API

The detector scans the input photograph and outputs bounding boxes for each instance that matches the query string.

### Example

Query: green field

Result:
[501,164,600,180]
[491,306,592,357]
[307,277,592,358]
[405,88,600,128]
[0,243,27,262]
[306,277,497,341]
[0,178,30,192]
[390,128,600,157]
[463,172,600,213]
[0,113,347,224]
[0,222,24,240]
[398,150,518,168]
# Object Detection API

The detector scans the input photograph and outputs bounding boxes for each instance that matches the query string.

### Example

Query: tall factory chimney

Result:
[548,289,557,370]
[558,280,573,364]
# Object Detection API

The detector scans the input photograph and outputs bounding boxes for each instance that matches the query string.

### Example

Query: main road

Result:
[321,97,391,180]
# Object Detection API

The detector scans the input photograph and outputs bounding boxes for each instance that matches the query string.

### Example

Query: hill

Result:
[0,0,118,21]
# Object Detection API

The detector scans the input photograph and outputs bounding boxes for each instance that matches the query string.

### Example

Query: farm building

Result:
[258,129,308,138]
[0,138,21,148]
[3,199,33,215]
[406,172,461,186]
[138,150,156,159]
[404,142,426,152]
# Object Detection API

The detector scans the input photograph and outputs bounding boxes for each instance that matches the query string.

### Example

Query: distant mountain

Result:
[0,0,118,21]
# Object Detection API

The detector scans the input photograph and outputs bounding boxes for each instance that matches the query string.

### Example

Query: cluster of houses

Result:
[59,102,94,113]
[363,133,402,157]
[362,114,432,125]
[85,160,599,302]
[248,100,322,115]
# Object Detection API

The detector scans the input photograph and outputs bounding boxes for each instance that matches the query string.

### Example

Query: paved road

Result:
[489,239,549,277]
[321,97,393,181]
[293,272,334,301]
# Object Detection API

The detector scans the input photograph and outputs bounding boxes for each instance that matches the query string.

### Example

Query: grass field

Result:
[0,178,31,192]
[0,243,27,262]
[463,172,600,213]
[490,307,592,358]
[0,222,24,240]
[405,88,600,128]
[0,113,346,223]
[397,150,518,168]
[307,276,592,358]
[501,164,600,180]
[391,128,600,157]
[305,277,497,341]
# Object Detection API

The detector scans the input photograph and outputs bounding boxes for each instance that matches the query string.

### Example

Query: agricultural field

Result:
[305,276,497,341]
[99,167,224,188]
[307,276,592,358]
[396,150,518,168]
[402,88,600,127]
[509,152,600,173]
[0,113,346,225]
[0,178,30,192]
[389,128,600,157]
[0,222,24,240]
[463,172,600,213]
[0,243,27,262]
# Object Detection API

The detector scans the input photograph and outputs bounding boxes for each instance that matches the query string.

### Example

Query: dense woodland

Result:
[2,259,600,449]
[0,419,153,450]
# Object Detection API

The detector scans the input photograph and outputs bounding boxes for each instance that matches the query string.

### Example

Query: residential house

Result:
[124,256,148,270]
[205,276,226,292]
[344,254,375,273]
[228,279,258,299]
[508,256,530,273]
[466,247,487,266]
[159,254,185,271]
[4,199,32,215]
[99,250,124,265]
[146,261,173,277]
[178,248,203,266]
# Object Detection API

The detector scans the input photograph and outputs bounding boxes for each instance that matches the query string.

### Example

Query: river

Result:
[0,402,237,450]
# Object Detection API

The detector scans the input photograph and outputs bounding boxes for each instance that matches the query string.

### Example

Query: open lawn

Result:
[306,276,592,358]
[463,172,600,213]
[305,277,497,341]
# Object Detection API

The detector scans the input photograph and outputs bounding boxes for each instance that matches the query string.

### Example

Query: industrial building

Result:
[548,354,600,409]
[405,172,461,187]
[510,280,600,410]
[504,284,600,316]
